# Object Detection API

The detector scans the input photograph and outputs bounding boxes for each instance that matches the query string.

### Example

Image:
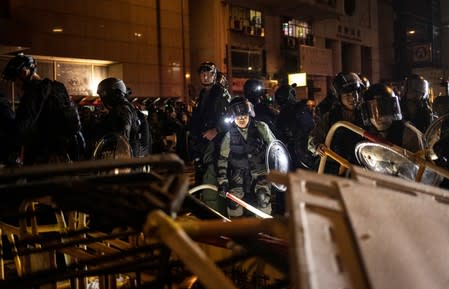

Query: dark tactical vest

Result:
[228,121,266,172]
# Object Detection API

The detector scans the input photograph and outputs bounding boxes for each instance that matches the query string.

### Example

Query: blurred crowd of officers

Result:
[2,53,449,219]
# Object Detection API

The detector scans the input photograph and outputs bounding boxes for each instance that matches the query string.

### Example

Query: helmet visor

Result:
[407,79,429,100]
[367,95,402,122]
[229,101,250,117]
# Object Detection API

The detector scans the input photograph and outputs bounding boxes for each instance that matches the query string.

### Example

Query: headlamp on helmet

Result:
[243,79,265,103]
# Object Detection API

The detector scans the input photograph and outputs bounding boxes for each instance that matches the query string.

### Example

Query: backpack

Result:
[129,104,151,157]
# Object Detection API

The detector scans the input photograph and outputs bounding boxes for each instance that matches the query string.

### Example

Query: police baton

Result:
[224,191,273,219]
[189,184,273,219]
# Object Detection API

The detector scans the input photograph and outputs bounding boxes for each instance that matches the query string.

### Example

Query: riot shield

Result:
[355,141,441,185]
[92,133,133,174]
[92,133,132,160]
[424,113,449,162]
[266,140,291,191]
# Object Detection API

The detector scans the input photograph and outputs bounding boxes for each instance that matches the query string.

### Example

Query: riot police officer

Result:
[96,77,150,158]
[243,78,278,133]
[2,53,84,165]
[308,72,366,174]
[217,96,277,217]
[275,84,317,170]
[400,74,433,133]
[188,62,230,213]
[362,83,424,152]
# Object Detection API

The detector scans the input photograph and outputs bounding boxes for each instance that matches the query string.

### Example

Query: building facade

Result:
[0,0,394,105]
[0,0,190,100]
[393,0,449,97]
[190,0,385,103]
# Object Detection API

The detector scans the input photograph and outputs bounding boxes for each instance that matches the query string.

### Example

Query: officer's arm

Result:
[307,113,329,155]
[214,88,230,134]
[255,121,277,144]
[217,132,230,186]
[112,105,134,140]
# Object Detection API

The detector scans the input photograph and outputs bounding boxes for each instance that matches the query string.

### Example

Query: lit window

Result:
[281,18,312,41]
[230,5,264,37]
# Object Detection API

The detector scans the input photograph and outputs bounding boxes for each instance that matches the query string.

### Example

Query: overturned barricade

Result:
[0,154,449,289]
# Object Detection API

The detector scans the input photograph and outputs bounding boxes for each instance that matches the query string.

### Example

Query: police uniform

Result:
[189,82,230,213]
[97,78,149,158]
[217,119,276,217]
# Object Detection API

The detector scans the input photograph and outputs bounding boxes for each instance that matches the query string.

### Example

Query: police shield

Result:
[355,141,442,186]
[92,133,132,161]
[266,140,291,191]
[424,113,449,161]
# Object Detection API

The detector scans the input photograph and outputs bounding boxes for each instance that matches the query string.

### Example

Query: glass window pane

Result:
[55,62,92,96]
[36,61,54,80]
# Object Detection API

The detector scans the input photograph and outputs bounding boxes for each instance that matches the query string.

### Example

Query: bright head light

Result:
[224,116,234,124]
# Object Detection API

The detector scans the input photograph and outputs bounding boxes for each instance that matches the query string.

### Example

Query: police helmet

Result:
[363,83,402,131]
[2,53,37,81]
[332,72,365,110]
[198,61,217,86]
[97,77,128,107]
[274,84,296,106]
[358,74,371,91]
[228,96,255,118]
[243,79,265,103]
[198,61,216,73]
[403,74,429,101]
[333,72,364,95]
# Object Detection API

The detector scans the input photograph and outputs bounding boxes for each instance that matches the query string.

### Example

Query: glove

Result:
[219,184,241,210]
[316,143,328,157]
[194,158,203,171]
[218,182,229,199]
[256,188,271,208]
